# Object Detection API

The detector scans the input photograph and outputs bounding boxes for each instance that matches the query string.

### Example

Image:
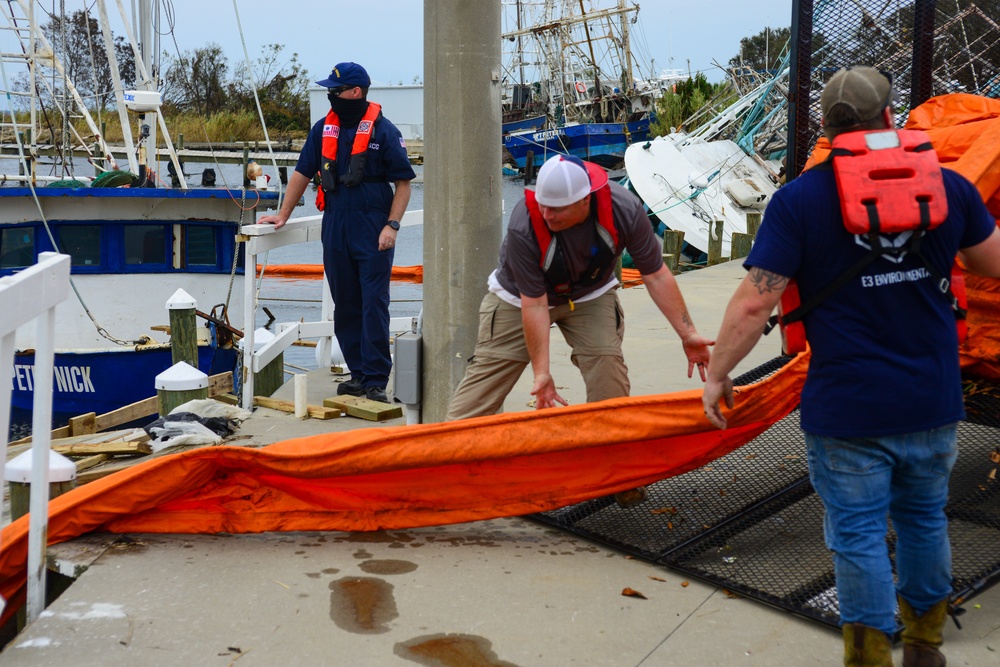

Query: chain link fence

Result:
[789,0,1000,178]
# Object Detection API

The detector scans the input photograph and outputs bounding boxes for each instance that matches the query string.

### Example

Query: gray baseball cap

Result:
[820,67,892,128]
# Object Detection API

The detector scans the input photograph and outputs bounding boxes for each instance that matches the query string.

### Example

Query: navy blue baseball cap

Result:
[316,62,371,89]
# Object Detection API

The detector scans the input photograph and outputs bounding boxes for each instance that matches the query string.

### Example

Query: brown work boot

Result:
[842,623,893,666]
[613,486,648,508]
[899,596,948,667]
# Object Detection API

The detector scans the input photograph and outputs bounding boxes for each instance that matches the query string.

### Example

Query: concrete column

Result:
[422,2,503,423]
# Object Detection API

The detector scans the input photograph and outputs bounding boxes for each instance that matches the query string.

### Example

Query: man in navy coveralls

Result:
[261,62,415,403]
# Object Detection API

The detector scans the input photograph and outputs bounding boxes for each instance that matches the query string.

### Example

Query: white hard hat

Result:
[533,155,608,207]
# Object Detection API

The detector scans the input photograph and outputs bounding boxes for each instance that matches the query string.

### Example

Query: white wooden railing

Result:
[238,212,422,410]
[0,252,71,623]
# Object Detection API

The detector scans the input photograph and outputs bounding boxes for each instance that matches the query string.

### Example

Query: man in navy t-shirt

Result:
[702,67,1000,665]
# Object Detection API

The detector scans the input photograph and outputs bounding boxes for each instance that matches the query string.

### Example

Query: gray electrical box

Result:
[393,330,422,404]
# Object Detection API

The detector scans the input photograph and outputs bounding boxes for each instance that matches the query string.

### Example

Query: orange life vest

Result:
[770,129,967,354]
[315,102,382,211]
[524,182,618,299]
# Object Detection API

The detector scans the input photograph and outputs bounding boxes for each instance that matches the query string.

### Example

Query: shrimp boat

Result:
[1,0,278,427]
[500,0,683,170]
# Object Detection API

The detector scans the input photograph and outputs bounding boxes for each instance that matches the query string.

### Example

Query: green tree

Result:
[162,44,229,115]
[650,73,719,136]
[728,27,791,73]
[227,44,311,131]
[40,10,136,110]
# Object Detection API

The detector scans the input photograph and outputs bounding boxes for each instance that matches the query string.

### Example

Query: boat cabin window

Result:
[58,225,102,266]
[0,226,35,269]
[124,225,167,265]
[185,226,218,266]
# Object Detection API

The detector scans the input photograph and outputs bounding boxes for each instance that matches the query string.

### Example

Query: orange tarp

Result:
[0,353,808,625]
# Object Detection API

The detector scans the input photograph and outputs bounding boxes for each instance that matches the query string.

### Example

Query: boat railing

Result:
[0,252,71,623]
[238,212,424,410]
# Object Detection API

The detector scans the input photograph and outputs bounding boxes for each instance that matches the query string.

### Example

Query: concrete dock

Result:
[2,260,998,666]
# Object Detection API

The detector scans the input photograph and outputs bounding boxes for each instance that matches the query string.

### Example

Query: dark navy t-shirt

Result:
[747,166,995,437]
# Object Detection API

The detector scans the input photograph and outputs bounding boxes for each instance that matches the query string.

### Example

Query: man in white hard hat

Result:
[447,155,713,503]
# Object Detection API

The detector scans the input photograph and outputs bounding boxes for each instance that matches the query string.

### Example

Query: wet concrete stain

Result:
[329,577,398,634]
[359,559,418,575]
[422,536,501,549]
[395,633,521,667]
[306,567,340,579]
[336,531,416,545]
[353,548,373,560]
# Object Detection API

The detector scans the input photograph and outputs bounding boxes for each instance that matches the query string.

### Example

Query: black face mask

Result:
[327,93,368,126]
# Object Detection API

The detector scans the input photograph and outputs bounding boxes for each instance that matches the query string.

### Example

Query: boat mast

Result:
[28,1,37,174]
[619,0,633,93]
[136,0,157,177]
[59,0,70,177]
[577,0,602,114]
[516,0,524,88]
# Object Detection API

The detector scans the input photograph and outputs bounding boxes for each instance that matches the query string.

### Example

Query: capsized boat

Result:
[624,135,779,258]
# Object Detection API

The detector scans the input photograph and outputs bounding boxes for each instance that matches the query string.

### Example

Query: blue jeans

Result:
[805,425,958,636]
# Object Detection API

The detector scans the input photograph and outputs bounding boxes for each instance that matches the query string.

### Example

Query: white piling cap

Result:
[155,361,209,390]
[166,288,197,310]
[5,449,77,483]
[238,327,275,351]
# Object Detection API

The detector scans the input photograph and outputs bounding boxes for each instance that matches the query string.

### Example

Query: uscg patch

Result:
[323,125,339,138]
[359,121,373,133]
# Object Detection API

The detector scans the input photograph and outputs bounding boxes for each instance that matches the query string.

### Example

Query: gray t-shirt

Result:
[495,181,663,304]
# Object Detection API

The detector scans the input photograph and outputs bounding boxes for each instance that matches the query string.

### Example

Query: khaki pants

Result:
[446,290,628,420]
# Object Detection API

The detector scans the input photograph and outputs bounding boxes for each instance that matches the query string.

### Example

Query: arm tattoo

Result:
[747,267,790,295]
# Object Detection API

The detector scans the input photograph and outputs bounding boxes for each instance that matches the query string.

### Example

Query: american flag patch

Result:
[399,138,407,148]
[359,121,373,133]
[323,125,339,138]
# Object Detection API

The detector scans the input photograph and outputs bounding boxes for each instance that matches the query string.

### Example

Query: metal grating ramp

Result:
[531,357,1000,629]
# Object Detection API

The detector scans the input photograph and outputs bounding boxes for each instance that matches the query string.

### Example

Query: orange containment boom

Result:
[0,353,808,625]
[259,264,425,283]
[258,264,647,287]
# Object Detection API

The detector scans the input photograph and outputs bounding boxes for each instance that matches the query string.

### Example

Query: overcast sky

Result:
[155,0,794,86]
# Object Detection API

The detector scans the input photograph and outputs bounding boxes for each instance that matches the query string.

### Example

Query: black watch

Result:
[387,219,400,231]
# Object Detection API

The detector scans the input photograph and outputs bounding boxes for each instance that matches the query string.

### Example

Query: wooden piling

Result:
[155,362,209,417]
[662,230,685,274]
[746,212,762,237]
[169,306,198,368]
[9,480,76,522]
[167,289,199,368]
[254,353,285,398]
[707,220,725,266]
[243,143,250,188]
[524,150,535,185]
[730,232,753,260]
